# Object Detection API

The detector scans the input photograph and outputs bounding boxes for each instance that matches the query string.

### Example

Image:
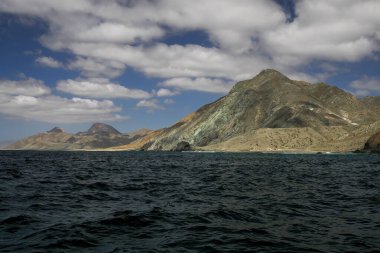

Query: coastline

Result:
[0,147,361,154]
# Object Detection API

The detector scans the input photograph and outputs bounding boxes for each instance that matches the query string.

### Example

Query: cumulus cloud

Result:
[0,0,380,94]
[156,88,178,97]
[263,0,380,66]
[349,76,380,96]
[76,22,164,43]
[0,0,283,53]
[64,42,269,81]
[0,94,126,123]
[0,77,127,123]
[151,0,285,53]
[67,57,126,78]
[160,77,233,93]
[0,0,278,83]
[35,56,63,68]
[0,78,51,96]
[57,79,151,99]
[136,99,164,112]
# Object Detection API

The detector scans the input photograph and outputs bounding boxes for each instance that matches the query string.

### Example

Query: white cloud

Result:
[263,0,380,66]
[160,77,233,93]
[156,88,178,97]
[68,57,126,78]
[11,95,39,105]
[0,76,128,123]
[64,42,269,81]
[0,0,278,82]
[76,22,164,43]
[349,76,380,96]
[57,79,151,99]
[0,94,126,123]
[0,0,283,53]
[0,78,51,96]
[151,0,285,53]
[35,56,63,68]
[136,99,164,112]
[0,0,380,94]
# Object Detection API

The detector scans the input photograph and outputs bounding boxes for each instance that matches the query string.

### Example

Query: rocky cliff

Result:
[116,69,380,152]
[362,130,380,153]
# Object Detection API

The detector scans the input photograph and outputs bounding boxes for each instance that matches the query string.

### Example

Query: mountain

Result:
[6,124,152,150]
[115,69,380,152]
[79,123,121,135]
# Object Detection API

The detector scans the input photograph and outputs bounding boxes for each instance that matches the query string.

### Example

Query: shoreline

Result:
[0,148,363,154]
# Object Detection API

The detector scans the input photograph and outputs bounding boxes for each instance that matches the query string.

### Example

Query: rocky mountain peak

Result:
[230,69,291,93]
[257,68,287,78]
[85,123,121,135]
[47,127,64,133]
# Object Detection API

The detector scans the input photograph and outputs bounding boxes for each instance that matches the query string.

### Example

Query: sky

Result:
[0,0,379,141]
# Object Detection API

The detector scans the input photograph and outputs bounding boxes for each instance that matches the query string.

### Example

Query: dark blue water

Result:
[1,151,380,253]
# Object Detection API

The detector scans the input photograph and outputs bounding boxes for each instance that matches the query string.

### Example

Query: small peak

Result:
[86,123,121,135]
[47,127,64,133]
[260,68,281,74]
[256,69,289,79]
[230,69,290,93]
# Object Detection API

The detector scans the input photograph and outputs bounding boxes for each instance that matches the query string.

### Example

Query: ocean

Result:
[1,151,379,252]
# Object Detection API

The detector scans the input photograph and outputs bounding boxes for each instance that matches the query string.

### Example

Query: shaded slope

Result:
[363,130,380,152]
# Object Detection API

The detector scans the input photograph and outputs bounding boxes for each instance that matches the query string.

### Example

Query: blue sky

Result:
[0,0,379,141]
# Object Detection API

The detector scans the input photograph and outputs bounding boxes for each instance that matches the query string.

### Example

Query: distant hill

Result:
[6,123,152,150]
[79,123,121,135]
[115,69,380,152]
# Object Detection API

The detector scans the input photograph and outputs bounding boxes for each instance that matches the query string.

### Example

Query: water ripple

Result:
[0,151,380,252]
